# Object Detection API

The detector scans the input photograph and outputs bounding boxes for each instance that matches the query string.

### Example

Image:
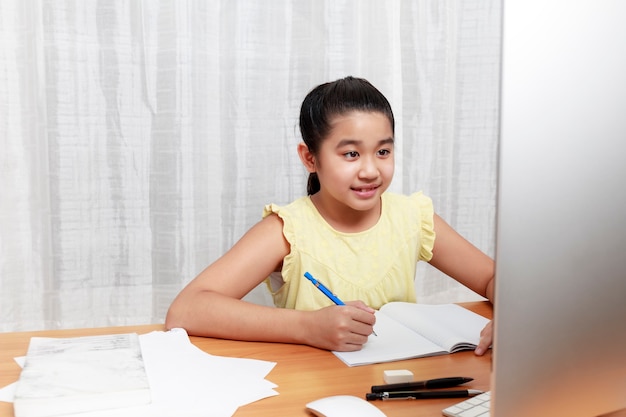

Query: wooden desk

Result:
[0,302,491,417]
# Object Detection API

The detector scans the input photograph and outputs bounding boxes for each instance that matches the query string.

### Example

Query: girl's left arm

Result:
[428,214,495,356]
[428,214,495,301]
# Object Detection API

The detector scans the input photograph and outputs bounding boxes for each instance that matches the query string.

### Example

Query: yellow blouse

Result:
[262,192,435,311]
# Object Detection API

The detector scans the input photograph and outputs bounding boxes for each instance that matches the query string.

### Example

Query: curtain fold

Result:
[0,0,501,332]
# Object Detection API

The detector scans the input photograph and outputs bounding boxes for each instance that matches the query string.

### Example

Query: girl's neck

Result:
[309,193,382,233]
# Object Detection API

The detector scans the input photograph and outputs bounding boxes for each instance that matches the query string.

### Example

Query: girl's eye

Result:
[344,151,359,159]
[377,149,391,157]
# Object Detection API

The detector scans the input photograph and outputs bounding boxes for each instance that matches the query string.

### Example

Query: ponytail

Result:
[307,173,320,195]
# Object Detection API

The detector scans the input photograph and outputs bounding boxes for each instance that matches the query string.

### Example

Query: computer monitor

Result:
[491,1,626,416]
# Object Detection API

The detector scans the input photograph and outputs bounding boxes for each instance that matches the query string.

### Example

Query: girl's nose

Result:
[358,157,379,179]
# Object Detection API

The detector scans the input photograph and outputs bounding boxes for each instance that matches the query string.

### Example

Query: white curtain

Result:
[0,0,501,332]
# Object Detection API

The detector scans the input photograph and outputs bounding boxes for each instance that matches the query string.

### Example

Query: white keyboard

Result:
[442,391,491,417]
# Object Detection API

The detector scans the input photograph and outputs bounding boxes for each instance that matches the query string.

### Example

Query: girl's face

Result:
[313,110,395,215]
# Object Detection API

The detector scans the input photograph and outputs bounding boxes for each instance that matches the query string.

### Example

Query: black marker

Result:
[366,389,483,401]
[371,376,473,393]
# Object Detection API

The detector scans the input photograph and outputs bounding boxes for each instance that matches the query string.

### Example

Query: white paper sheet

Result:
[0,382,17,403]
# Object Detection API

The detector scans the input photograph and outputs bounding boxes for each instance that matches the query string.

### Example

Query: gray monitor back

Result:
[492,1,626,416]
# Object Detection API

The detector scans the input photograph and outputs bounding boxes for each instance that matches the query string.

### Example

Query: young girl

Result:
[166,76,494,354]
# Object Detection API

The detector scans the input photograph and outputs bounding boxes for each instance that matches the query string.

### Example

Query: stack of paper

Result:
[136,328,278,416]
[3,329,278,417]
[13,333,151,417]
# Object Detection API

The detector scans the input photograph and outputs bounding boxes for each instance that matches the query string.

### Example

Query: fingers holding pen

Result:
[345,299,376,314]
[345,300,377,331]
[333,304,375,350]
[303,304,376,351]
[344,300,378,334]
[301,273,376,349]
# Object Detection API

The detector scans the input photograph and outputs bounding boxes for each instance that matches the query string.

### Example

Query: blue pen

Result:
[304,272,345,305]
[303,272,377,336]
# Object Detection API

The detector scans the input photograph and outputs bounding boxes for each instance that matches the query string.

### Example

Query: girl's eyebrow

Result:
[335,137,394,149]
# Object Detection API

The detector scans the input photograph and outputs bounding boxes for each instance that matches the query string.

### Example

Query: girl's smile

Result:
[351,185,380,199]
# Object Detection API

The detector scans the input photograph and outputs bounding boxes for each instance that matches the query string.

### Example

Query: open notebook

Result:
[333,303,489,367]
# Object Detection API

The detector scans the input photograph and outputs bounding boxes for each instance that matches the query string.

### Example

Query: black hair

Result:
[299,76,395,195]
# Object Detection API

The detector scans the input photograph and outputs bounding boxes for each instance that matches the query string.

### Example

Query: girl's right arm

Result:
[164,213,375,351]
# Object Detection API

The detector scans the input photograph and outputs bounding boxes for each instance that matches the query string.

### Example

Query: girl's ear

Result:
[297,142,316,173]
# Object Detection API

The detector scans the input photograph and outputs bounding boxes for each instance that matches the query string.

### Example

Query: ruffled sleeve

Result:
[263,203,296,246]
[262,200,307,307]
[263,202,299,266]
[412,192,435,262]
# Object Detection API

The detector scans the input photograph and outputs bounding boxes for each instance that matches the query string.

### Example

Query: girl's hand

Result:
[474,320,493,356]
[302,301,376,351]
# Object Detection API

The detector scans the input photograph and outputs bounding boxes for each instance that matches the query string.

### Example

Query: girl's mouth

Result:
[352,186,379,198]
